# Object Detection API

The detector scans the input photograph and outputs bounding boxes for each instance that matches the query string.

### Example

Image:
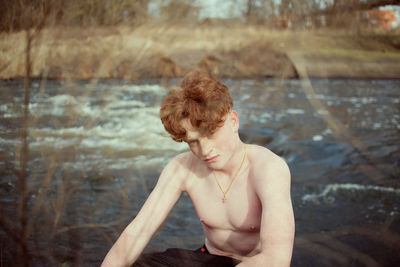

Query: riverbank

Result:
[1,25,400,80]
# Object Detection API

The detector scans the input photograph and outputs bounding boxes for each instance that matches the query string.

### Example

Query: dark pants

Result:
[132,245,241,267]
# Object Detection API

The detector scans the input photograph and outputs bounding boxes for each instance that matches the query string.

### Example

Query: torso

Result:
[181,144,269,260]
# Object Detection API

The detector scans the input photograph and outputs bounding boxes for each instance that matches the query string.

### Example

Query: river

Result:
[0,78,399,266]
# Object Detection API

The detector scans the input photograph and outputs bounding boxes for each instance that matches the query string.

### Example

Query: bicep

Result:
[256,159,295,261]
[125,159,185,238]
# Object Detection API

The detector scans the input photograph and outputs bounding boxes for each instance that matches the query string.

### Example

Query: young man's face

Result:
[180,111,239,170]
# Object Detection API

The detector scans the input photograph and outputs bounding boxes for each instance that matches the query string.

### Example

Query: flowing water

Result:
[0,78,399,266]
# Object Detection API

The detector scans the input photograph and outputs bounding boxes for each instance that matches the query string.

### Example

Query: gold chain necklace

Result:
[212,145,247,203]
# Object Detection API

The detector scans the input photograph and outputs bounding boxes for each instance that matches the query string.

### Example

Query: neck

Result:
[217,141,246,177]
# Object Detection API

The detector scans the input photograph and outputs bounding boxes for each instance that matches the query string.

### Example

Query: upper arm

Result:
[253,153,295,265]
[101,155,187,266]
[125,155,187,240]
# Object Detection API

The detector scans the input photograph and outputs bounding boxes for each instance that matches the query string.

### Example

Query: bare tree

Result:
[160,0,200,23]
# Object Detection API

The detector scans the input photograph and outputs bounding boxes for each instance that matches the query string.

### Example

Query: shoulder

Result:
[167,151,196,169]
[247,144,289,175]
[160,151,196,190]
[246,144,291,190]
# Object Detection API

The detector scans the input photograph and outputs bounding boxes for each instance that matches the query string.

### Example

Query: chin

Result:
[209,160,226,170]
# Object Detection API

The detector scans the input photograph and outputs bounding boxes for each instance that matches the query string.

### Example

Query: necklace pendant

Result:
[222,196,227,203]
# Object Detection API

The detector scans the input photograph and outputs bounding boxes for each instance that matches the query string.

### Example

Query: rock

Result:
[218,41,298,78]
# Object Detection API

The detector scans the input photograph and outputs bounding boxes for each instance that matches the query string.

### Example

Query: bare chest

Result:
[186,171,262,232]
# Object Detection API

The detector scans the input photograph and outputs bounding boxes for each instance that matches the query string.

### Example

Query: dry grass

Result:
[1,24,400,80]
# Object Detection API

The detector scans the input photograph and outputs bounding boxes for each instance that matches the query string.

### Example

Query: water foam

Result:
[28,94,86,117]
[118,84,166,95]
[287,109,305,115]
[29,103,187,153]
[0,103,21,118]
[302,183,400,204]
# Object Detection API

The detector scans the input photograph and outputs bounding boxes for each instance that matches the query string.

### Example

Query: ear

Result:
[229,110,239,132]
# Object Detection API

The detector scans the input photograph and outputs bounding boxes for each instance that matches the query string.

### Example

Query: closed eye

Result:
[208,130,217,138]
[186,139,198,145]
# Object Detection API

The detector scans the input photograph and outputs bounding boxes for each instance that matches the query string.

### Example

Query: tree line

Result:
[0,0,399,32]
[0,0,149,32]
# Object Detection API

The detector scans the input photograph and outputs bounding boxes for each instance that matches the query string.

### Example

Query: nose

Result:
[199,137,212,157]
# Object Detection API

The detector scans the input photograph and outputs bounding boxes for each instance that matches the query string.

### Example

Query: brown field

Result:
[1,24,400,80]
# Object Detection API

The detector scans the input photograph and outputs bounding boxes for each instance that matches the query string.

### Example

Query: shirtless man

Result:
[101,70,295,266]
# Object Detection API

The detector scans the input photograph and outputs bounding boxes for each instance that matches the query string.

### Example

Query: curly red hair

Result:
[160,70,233,142]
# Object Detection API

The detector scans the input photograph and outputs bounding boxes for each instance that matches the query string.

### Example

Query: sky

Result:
[148,0,250,19]
[194,0,247,20]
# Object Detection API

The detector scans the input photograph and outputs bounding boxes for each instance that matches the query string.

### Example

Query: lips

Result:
[204,155,219,163]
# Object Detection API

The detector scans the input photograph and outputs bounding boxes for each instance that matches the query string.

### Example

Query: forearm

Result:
[101,158,184,266]
[101,229,149,267]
